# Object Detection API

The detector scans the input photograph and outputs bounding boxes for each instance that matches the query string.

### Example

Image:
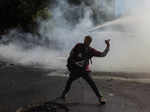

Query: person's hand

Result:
[105,39,110,47]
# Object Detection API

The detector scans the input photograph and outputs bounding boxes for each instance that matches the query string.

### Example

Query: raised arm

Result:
[91,39,110,57]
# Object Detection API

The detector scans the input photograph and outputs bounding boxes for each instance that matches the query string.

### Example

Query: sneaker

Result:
[99,97,106,105]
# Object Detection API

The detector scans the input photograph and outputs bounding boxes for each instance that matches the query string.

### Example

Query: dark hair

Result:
[84,35,92,42]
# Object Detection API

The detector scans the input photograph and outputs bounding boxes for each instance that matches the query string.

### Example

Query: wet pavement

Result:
[0,64,150,112]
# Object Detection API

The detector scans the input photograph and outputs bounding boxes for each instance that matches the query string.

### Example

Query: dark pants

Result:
[61,70,103,98]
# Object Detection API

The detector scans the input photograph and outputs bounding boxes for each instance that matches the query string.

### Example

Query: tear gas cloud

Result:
[0,0,150,73]
[91,0,150,72]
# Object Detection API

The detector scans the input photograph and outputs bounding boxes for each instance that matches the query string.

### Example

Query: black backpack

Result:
[67,44,92,72]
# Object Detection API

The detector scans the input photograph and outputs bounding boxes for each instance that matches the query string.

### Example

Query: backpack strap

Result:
[90,58,92,64]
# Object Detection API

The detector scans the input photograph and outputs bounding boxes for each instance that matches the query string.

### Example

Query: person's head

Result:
[84,35,92,46]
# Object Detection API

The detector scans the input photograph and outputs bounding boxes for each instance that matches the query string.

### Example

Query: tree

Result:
[0,0,51,33]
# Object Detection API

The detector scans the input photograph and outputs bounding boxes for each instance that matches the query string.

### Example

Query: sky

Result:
[116,0,125,16]
[115,0,137,16]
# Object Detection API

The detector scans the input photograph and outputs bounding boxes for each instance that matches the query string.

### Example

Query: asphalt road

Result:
[0,63,150,112]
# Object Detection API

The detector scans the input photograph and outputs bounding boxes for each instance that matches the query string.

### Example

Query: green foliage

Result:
[17,0,51,26]
[33,8,51,20]
[18,0,50,21]
[0,0,51,32]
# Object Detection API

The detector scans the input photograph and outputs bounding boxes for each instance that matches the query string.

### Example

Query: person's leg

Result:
[82,72,106,104]
[61,72,80,98]
[82,72,102,98]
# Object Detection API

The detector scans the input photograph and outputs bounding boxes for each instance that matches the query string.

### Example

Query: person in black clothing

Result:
[60,35,110,104]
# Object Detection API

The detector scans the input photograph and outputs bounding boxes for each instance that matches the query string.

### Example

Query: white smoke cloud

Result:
[39,0,94,50]
[0,0,150,73]
[90,0,150,73]
[0,0,94,70]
